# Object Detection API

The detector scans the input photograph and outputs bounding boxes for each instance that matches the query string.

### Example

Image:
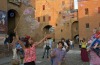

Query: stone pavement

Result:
[0,56,11,65]
[0,44,90,65]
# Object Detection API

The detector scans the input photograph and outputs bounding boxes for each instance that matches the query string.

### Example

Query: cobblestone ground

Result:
[0,44,89,65]
[36,44,89,65]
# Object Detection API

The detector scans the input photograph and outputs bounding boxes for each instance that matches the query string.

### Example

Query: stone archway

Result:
[71,21,79,43]
[7,9,19,34]
[43,25,52,34]
[74,34,79,44]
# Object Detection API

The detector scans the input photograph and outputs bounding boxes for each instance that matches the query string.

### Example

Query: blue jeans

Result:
[51,58,53,65]
[42,46,50,58]
[70,45,74,49]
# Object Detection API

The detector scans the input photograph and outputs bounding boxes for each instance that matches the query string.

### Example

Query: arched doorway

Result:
[43,25,55,38]
[74,34,79,43]
[71,21,79,43]
[7,9,19,34]
[43,25,53,34]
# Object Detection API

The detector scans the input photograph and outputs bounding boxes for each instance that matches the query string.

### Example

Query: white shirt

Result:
[70,41,73,45]
[48,39,53,48]
[43,40,49,48]
[62,42,68,51]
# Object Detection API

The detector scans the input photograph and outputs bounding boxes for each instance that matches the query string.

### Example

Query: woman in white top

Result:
[70,39,74,49]
[61,38,69,52]
[42,38,51,58]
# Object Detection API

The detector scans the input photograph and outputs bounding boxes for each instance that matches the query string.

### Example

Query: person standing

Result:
[48,38,53,50]
[4,34,10,51]
[66,39,70,49]
[42,38,51,59]
[81,38,89,62]
[61,38,69,52]
[70,39,74,49]
[8,31,16,43]
[11,34,18,60]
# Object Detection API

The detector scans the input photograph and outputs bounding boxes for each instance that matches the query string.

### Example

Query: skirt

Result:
[81,48,89,62]
[24,61,35,65]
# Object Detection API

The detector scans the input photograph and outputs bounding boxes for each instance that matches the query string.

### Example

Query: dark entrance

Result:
[7,9,18,34]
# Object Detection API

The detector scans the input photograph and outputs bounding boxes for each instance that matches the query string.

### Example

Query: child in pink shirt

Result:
[18,35,50,65]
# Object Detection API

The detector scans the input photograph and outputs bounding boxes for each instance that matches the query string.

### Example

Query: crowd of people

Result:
[3,30,73,65]
[3,28,100,65]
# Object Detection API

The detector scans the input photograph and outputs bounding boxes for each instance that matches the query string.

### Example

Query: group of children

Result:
[4,30,73,65]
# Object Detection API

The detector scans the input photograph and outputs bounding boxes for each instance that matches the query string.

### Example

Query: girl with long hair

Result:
[18,35,50,65]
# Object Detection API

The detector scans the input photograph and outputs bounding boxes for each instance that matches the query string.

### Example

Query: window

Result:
[98,7,100,13]
[43,5,45,10]
[85,8,88,15]
[43,16,45,22]
[49,16,51,21]
[38,17,40,22]
[86,23,89,28]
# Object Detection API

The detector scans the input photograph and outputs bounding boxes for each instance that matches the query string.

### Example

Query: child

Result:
[50,41,66,65]
[18,34,51,65]
[42,38,51,59]
[4,34,10,50]
[61,38,69,52]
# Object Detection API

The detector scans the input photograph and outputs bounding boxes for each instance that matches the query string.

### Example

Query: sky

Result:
[74,0,78,9]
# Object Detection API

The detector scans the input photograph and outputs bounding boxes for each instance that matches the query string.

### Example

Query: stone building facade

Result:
[0,0,78,42]
[78,0,100,41]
